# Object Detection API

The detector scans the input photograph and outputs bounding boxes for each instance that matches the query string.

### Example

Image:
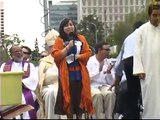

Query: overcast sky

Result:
[2,0,60,52]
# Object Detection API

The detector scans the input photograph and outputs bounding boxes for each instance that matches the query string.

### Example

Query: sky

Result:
[1,0,59,52]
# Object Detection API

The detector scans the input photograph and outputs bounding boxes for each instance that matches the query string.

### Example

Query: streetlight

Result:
[88,22,98,44]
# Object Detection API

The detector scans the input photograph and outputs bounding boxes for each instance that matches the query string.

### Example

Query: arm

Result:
[133,28,145,79]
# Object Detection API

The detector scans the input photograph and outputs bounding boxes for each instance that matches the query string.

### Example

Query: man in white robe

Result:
[0,45,38,119]
[133,4,160,119]
[87,42,116,119]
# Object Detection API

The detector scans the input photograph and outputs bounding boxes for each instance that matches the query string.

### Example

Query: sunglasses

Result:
[23,51,30,55]
[102,48,111,51]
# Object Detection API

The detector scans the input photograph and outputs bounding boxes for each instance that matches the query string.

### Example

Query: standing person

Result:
[22,45,32,61]
[87,41,116,119]
[52,18,95,119]
[111,21,144,119]
[0,45,38,119]
[36,29,60,119]
[133,4,160,119]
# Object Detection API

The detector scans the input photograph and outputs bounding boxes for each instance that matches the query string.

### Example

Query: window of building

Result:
[109,15,112,21]
[120,7,123,13]
[88,7,91,13]
[82,7,86,13]
[104,0,107,6]
[98,7,102,13]
[98,0,102,6]
[114,0,117,6]
[109,0,112,6]
[130,0,133,5]
[82,0,86,6]
[120,0,123,5]
[141,0,144,4]
[109,7,112,13]
[125,0,128,5]
[136,0,139,5]
[93,0,96,6]
[88,0,91,6]
[125,6,128,13]
[114,7,118,13]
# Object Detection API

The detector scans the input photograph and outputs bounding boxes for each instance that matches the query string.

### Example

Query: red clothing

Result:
[52,34,95,114]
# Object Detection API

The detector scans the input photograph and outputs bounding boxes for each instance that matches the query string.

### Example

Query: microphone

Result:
[69,32,74,41]
[69,32,76,61]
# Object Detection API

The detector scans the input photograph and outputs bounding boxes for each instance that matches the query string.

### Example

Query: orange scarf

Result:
[52,34,95,114]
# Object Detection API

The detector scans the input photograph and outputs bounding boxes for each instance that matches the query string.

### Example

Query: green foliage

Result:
[77,14,104,48]
[0,34,25,65]
[31,38,40,66]
[109,9,148,53]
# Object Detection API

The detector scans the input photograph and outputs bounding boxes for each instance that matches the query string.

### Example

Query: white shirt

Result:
[87,55,115,88]
[122,29,138,60]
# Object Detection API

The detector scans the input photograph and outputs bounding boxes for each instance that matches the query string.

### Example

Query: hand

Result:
[67,40,74,49]
[75,54,80,60]
[139,73,145,80]
[108,86,112,91]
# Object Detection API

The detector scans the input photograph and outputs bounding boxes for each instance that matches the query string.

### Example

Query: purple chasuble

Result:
[3,59,37,119]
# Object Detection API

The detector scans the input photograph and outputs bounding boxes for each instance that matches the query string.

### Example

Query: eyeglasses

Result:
[23,51,30,55]
[102,48,111,51]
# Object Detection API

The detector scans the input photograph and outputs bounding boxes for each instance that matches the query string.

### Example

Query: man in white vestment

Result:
[36,29,60,119]
[0,45,38,119]
[87,41,116,119]
[133,4,160,119]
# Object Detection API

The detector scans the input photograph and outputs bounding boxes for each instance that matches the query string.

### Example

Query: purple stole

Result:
[3,59,37,119]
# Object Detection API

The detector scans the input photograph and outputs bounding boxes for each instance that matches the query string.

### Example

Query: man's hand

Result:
[139,73,145,80]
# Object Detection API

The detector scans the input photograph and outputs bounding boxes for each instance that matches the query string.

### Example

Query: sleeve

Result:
[0,63,5,72]
[86,57,102,81]
[133,28,145,75]
[22,63,38,91]
[114,44,124,76]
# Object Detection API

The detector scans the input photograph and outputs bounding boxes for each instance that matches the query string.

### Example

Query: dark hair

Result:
[133,21,144,31]
[22,45,32,55]
[95,41,109,54]
[59,17,78,41]
[148,4,160,17]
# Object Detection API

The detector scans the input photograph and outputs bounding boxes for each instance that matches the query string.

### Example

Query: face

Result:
[22,48,30,60]
[11,46,23,62]
[149,9,160,27]
[40,51,49,58]
[99,44,111,60]
[63,20,75,35]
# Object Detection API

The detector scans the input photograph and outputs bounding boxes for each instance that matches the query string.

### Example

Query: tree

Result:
[77,14,104,48]
[31,38,40,66]
[109,9,148,53]
[0,34,25,65]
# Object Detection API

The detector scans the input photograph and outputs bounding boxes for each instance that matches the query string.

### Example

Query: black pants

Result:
[123,57,141,119]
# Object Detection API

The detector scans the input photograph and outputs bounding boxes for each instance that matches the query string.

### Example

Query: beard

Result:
[13,56,23,62]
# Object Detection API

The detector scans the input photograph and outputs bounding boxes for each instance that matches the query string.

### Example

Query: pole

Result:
[104,9,107,42]
[90,22,97,44]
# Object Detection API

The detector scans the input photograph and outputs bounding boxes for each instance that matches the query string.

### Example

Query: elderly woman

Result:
[36,29,60,119]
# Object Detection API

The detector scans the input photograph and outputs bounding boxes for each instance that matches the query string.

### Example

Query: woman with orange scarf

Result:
[52,18,95,119]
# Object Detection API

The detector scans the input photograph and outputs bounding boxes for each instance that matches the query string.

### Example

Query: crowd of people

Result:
[0,3,160,119]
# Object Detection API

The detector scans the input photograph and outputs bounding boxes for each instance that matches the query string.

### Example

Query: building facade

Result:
[78,0,146,30]
[48,0,77,31]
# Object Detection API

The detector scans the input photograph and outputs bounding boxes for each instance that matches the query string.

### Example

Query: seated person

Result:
[36,29,60,119]
[0,45,38,119]
[87,41,116,119]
